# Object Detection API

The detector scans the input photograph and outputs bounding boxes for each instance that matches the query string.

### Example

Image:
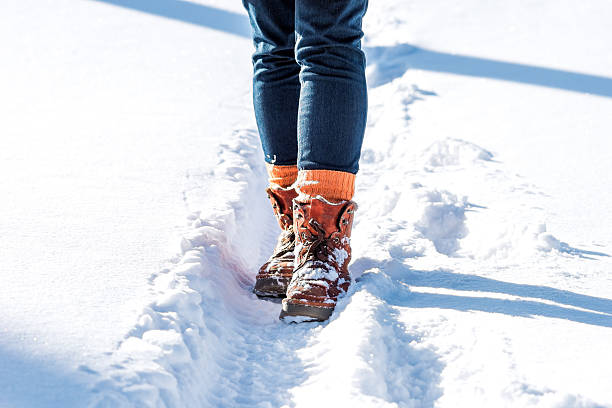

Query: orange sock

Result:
[266,163,298,189]
[296,169,355,202]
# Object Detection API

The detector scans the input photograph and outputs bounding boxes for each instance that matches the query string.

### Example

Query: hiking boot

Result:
[280,196,357,322]
[253,187,298,297]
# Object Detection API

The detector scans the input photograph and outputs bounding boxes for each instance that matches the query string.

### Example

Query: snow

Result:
[1,0,612,407]
[293,266,339,282]
[332,247,349,267]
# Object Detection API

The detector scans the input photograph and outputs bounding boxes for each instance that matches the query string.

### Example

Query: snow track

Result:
[87,124,445,407]
[4,0,612,406]
[87,130,301,407]
[84,2,611,407]
[89,39,611,408]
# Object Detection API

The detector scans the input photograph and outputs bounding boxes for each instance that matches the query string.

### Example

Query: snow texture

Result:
[2,0,612,407]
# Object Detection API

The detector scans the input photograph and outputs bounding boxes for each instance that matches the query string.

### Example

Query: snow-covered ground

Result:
[1,0,611,407]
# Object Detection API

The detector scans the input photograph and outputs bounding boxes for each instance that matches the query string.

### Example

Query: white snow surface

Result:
[1,0,612,407]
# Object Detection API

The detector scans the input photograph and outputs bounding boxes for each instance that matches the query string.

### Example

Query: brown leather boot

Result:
[253,187,298,297]
[279,196,357,322]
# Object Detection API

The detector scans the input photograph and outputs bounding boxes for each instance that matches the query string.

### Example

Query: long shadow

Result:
[555,241,609,259]
[90,1,612,98]
[352,257,612,328]
[90,0,251,38]
[0,347,91,407]
[365,44,612,97]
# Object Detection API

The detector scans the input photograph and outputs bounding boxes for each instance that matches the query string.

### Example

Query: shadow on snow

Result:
[90,0,612,98]
[364,44,612,98]
[352,257,612,329]
[0,348,91,407]
[90,0,251,38]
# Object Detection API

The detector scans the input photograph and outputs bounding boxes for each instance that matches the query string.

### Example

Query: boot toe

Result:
[279,299,334,322]
[253,276,290,297]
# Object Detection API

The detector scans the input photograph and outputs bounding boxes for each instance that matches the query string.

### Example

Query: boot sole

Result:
[279,302,333,322]
[253,277,289,298]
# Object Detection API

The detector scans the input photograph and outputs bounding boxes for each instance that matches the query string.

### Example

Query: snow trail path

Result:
[88,127,446,407]
[89,54,612,408]
[2,0,612,406]
[89,1,612,406]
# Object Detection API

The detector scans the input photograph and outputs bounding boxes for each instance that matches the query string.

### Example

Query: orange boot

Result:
[254,187,298,297]
[280,170,356,321]
[254,165,298,297]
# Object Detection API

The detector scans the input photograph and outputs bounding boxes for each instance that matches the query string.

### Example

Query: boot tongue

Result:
[269,187,298,215]
[305,218,326,239]
[267,187,298,230]
[306,196,347,235]
[296,221,328,270]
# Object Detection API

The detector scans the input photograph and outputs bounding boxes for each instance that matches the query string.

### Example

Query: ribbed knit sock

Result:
[296,169,355,202]
[266,163,298,189]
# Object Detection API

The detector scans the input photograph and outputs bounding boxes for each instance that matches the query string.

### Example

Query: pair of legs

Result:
[242,0,368,199]
[242,0,368,321]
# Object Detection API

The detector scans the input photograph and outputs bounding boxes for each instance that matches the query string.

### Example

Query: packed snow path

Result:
[3,0,612,407]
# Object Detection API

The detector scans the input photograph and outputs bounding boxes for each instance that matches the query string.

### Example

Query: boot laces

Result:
[271,226,295,259]
[296,219,332,270]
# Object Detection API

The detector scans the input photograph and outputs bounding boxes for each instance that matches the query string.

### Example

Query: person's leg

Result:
[242,0,300,185]
[281,0,368,321]
[294,0,368,202]
[242,0,300,296]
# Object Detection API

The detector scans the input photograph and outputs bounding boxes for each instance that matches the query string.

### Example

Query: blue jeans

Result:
[242,0,368,174]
